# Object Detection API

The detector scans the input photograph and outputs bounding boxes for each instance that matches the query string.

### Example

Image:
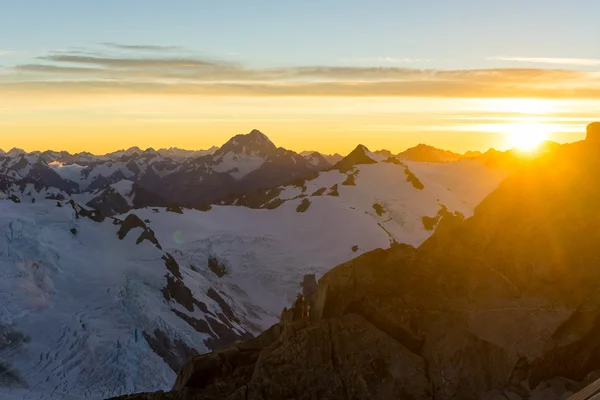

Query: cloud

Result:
[351,57,432,64]
[99,43,183,51]
[3,74,600,100]
[3,48,600,99]
[0,50,14,56]
[14,64,105,74]
[38,54,224,68]
[487,56,600,67]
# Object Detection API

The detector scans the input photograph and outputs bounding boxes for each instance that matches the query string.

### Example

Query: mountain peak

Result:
[302,151,332,169]
[398,144,462,162]
[214,129,277,158]
[8,148,26,156]
[333,144,379,171]
[249,128,267,137]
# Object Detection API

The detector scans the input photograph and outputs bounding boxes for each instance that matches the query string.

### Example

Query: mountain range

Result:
[0,127,569,400]
[105,123,600,400]
[0,128,522,400]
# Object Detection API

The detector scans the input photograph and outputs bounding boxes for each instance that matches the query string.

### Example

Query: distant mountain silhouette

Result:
[398,143,463,162]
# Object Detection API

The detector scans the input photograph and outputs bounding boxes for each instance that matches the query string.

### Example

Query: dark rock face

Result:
[88,170,126,192]
[117,214,146,239]
[296,198,311,212]
[116,213,161,248]
[142,329,198,373]
[301,274,318,302]
[86,187,131,216]
[207,256,227,277]
[206,289,237,323]
[27,161,79,193]
[334,145,378,173]
[587,122,600,142]
[372,203,385,216]
[165,314,431,400]
[166,204,183,214]
[68,200,105,222]
[404,165,424,190]
[280,294,307,323]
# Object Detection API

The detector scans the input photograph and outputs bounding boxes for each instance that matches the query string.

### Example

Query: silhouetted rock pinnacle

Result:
[586,122,600,142]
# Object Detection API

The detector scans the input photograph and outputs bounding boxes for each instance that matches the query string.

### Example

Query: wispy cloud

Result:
[348,57,431,64]
[3,47,600,99]
[99,42,183,51]
[488,56,600,67]
[38,53,225,68]
[14,64,105,74]
[0,50,14,56]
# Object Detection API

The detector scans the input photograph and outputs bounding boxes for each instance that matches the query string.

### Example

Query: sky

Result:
[1,0,600,154]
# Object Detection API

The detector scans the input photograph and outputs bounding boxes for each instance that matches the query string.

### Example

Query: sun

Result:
[507,123,551,151]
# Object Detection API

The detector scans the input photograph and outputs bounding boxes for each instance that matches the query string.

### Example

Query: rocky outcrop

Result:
[301,274,318,302]
[161,314,431,400]
[86,187,131,216]
[586,122,600,142]
[296,198,311,212]
[207,256,227,277]
[116,213,161,248]
[142,329,198,374]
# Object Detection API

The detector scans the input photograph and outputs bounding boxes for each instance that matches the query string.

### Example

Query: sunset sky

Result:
[2,0,600,154]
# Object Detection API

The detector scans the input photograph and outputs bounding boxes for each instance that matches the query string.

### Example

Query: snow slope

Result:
[0,201,250,400]
[0,154,511,399]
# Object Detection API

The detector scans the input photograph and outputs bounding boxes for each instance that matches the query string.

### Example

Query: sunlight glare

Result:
[507,123,551,151]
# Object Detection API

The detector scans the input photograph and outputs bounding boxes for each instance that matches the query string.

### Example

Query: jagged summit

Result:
[157,146,218,160]
[333,144,380,172]
[374,149,394,158]
[301,150,345,165]
[214,129,277,158]
[105,146,145,159]
[7,148,26,157]
[398,143,462,162]
[302,151,332,169]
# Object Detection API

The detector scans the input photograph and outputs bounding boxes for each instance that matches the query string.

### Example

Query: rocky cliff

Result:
[109,124,600,400]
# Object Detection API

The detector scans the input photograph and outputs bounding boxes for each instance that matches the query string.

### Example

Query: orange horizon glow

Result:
[0,96,594,155]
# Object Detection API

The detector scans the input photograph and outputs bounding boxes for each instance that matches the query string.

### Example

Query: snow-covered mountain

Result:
[0,130,329,214]
[156,146,218,161]
[301,150,344,165]
[302,152,332,169]
[0,140,514,399]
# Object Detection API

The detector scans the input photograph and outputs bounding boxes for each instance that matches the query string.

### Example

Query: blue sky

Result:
[2,0,599,70]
